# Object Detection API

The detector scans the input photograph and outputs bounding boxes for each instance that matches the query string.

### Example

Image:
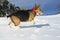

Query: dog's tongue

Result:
[32,8,36,15]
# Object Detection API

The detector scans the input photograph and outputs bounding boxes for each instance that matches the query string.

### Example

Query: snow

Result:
[0,14,60,40]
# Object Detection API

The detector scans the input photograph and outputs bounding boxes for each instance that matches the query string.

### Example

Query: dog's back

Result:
[7,10,31,21]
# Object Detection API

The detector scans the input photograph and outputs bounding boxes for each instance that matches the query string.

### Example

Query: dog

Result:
[7,4,43,27]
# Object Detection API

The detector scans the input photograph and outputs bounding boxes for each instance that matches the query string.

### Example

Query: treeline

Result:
[0,0,20,17]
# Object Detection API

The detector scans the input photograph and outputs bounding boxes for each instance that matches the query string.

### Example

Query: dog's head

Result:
[34,4,43,15]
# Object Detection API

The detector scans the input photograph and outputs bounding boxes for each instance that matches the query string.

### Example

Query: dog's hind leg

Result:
[10,16,20,27]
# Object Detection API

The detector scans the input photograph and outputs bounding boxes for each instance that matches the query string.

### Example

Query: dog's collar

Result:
[32,8,36,15]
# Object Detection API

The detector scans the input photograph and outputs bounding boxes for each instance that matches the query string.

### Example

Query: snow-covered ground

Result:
[0,14,60,40]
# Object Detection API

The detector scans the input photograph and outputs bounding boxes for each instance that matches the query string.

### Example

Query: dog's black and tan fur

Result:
[8,4,43,27]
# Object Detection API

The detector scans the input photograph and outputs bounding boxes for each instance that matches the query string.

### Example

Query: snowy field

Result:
[0,14,60,40]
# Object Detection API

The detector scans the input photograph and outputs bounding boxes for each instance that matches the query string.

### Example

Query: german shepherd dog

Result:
[7,4,43,27]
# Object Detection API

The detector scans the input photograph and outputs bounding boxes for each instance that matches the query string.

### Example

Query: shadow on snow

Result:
[20,24,50,28]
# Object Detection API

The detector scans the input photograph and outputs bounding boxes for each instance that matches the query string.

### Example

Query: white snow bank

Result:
[0,14,60,40]
[0,17,8,24]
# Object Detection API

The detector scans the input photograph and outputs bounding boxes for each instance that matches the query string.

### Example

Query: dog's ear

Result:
[35,4,40,7]
[34,4,40,9]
